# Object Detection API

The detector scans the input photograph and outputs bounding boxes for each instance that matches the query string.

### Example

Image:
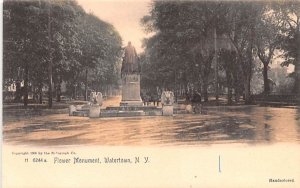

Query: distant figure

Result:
[141,92,150,106]
[191,91,201,104]
[191,91,202,113]
[150,92,160,106]
[121,41,140,74]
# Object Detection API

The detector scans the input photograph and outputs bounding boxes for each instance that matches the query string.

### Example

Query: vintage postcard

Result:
[2,0,300,187]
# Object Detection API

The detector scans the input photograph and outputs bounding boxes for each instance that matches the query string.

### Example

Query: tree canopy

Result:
[141,0,300,104]
[3,0,122,107]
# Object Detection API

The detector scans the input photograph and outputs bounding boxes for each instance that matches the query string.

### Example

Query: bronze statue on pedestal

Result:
[121,41,141,75]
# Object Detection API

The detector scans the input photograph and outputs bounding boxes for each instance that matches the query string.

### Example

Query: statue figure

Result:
[120,41,143,106]
[90,92,103,106]
[161,91,175,106]
[121,41,140,74]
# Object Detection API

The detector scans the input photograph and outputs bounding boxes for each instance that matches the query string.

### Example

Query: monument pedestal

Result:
[120,74,143,106]
[162,105,173,116]
[89,104,101,118]
[69,105,76,116]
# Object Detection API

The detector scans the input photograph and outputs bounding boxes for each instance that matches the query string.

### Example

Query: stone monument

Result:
[120,42,143,106]
[89,92,103,118]
[69,92,103,117]
[161,91,175,116]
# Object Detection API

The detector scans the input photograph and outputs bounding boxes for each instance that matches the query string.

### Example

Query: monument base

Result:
[101,106,162,117]
[89,104,101,118]
[120,100,143,107]
[121,74,142,106]
[162,105,173,116]
[69,105,76,116]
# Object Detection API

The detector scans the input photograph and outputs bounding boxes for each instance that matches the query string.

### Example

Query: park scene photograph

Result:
[2,0,300,188]
[2,0,299,146]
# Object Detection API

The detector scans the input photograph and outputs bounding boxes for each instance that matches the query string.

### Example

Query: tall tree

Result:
[254,5,282,94]
[3,0,84,107]
[142,1,226,101]
[276,1,300,94]
[75,13,122,100]
[3,0,122,107]
[220,2,264,104]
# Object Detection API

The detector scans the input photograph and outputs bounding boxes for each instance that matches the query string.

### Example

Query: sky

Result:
[77,0,152,53]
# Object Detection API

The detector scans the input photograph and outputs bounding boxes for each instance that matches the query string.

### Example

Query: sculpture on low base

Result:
[161,91,175,116]
[89,92,103,118]
[69,92,103,117]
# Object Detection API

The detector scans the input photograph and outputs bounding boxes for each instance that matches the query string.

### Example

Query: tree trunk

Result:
[55,75,62,102]
[48,5,53,108]
[84,68,88,101]
[174,69,177,102]
[263,63,270,94]
[234,89,240,102]
[197,81,202,101]
[244,74,251,104]
[295,63,300,95]
[33,86,37,103]
[39,82,43,104]
[14,81,21,102]
[226,72,233,105]
[234,76,240,103]
[23,64,29,107]
[244,23,254,104]
[227,87,233,105]
[74,84,77,100]
[71,84,75,99]
[214,27,219,102]
[294,29,300,95]
[202,78,209,102]
[56,82,61,102]
[294,60,300,95]
[48,62,53,108]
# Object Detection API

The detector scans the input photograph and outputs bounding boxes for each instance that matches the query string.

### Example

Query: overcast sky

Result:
[77,0,152,53]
